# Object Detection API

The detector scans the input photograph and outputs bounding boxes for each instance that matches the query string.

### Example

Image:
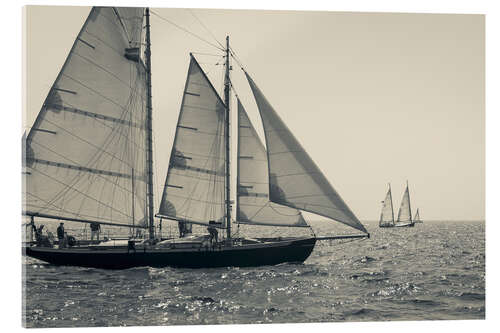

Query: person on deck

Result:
[178,221,187,238]
[57,222,66,249]
[90,222,101,242]
[34,224,52,247]
[207,221,219,246]
[34,224,44,246]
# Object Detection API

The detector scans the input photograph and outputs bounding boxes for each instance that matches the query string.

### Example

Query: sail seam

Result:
[30,167,135,220]
[27,140,147,198]
[60,73,133,116]
[39,117,138,169]
[46,104,142,128]
[71,51,147,101]
[28,158,142,180]
[162,193,224,205]
[238,192,268,198]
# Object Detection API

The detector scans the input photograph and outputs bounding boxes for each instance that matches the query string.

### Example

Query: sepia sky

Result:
[25,6,484,221]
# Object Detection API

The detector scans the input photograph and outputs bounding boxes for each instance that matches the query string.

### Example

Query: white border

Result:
[2,1,497,333]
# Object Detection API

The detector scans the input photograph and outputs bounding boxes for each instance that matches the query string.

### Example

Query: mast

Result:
[407,180,413,224]
[389,183,394,224]
[224,36,232,239]
[145,8,155,239]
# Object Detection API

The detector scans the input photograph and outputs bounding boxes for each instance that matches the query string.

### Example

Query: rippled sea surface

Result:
[22,220,485,327]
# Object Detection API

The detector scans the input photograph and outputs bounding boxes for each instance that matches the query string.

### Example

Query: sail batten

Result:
[236,99,307,228]
[23,7,148,227]
[158,55,227,227]
[245,72,367,234]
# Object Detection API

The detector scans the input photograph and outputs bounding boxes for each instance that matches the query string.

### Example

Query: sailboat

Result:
[23,6,369,269]
[413,208,423,223]
[379,183,395,228]
[394,181,415,227]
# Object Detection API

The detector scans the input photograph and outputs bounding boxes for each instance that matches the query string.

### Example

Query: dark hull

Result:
[379,222,415,228]
[24,237,316,269]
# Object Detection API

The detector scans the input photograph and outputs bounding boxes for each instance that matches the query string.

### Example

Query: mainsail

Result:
[23,7,149,227]
[158,55,226,227]
[396,183,413,224]
[379,184,395,227]
[245,73,367,234]
[236,99,307,227]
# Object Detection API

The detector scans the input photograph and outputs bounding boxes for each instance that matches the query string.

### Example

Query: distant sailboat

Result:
[395,181,414,227]
[379,183,395,228]
[414,208,423,223]
[23,6,369,269]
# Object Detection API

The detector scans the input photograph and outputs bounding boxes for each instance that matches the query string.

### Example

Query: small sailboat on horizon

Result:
[394,181,415,228]
[414,208,423,223]
[379,183,395,228]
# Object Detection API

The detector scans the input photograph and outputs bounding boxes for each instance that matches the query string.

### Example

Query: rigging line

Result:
[29,141,139,197]
[191,52,224,57]
[229,47,245,71]
[267,203,302,217]
[29,167,134,220]
[149,10,224,51]
[186,8,225,50]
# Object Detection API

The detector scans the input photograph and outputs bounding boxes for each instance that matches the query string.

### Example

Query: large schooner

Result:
[23,7,369,269]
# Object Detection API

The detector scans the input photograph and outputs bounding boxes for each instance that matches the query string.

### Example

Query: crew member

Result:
[90,222,101,242]
[207,221,219,246]
[56,222,66,248]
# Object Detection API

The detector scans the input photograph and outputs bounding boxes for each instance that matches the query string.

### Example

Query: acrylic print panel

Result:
[23,4,484,328]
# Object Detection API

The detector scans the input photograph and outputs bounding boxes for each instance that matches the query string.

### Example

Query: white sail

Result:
[396,184,412,224]
[158,55,226,227]
[236,99,308,227]
[23,7,148,226]
[379,185,395,226]
[244,72,367,234]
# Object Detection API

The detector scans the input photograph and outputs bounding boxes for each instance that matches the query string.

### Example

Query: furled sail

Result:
[236,99,307,227]
[245,72,367,234]
[23,7,149,226]
[158,55,226,227]
[397,184,413,224]
[379,184,395,227]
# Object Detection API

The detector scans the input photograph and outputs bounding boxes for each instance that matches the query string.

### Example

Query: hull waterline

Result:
[394,222,415,228]
[24,237,316,269]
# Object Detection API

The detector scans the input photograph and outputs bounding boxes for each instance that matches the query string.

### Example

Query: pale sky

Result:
[25,6,484,221]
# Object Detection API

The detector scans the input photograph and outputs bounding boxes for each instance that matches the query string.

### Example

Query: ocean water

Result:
[22,220,485,327]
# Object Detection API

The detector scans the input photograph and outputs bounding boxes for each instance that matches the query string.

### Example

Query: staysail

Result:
[379,184,395,227]
[396,183,413,224]
[158,55,226,227]
[244,73,367,234]
[236,99,307,227]
[23,7,149,226]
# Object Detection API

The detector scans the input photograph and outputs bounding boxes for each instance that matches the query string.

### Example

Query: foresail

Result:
[158,56,226,226]
[397,185,412,223]
[23,7,148,226]
[237,99,307,227]
[379,187,394,226]
[245,72,367,234]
